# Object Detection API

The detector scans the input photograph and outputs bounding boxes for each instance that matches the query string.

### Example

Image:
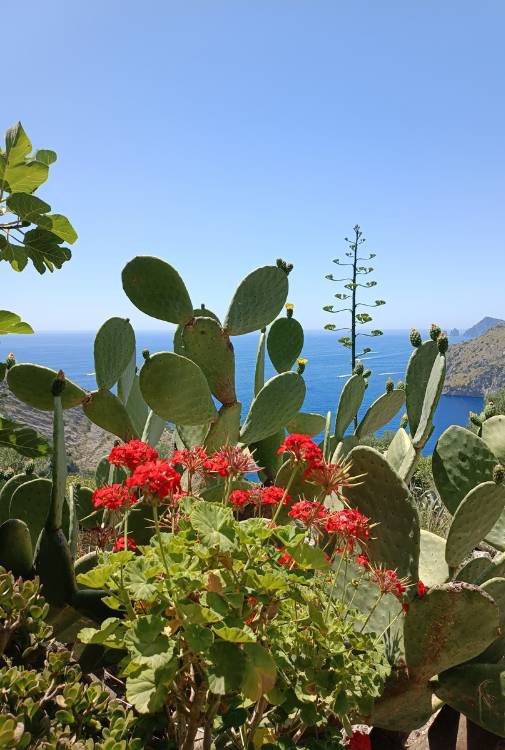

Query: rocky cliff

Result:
[444,326,505,396]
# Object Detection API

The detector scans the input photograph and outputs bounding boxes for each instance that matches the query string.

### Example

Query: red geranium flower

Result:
[108,439,158,471]
[369,566,408,600]
[346,730,371,750]
[230,489,252,508]
[171,446,208,474]
[204,446,260,478]
[276,547,297,568]
[127,460,181,500]
[260,485,290,505]
[113,536,138,552]
[417,580,428,597]
[276,433,323,466]
[92,484,136,511]
[356,553,370,568]
[305,460,354,496]
[288,499,327,525]
[324,508,370,551]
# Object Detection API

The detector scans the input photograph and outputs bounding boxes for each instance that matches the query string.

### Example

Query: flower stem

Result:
[360,592,384,633]
[272,464,297,524]
[153,503,171,588]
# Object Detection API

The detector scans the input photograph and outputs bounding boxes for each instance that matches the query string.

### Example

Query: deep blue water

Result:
[2,330,481,454]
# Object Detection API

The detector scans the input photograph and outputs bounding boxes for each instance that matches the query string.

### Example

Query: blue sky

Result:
[3,1,504,332]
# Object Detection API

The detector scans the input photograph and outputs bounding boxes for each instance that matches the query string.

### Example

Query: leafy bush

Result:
[0,568,144,749]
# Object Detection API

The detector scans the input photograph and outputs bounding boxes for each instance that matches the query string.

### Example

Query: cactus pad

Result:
[418,530,449,587]
[125,375,149,437]
[224,265,289,335]
[432,426,497,514]
[405,340,438,437]
[140,351,217,425]
[334,374,366,440]
[94,317,136,390]
[455,556,493,584]
[482,415,505,463]
[95,457,127,488]
[176,423,210,449]
[205,402,241,452]
[355,388,405,439]
[0,518,33,577]
[7,364,86,411]
[386,428,417,483]
[251,430,285,483]
[254,329,266,396]
[9,478,53,546]
[285,412,326,437]
[412,353,446,449]
[141,410,166,447]
[342,446,420,580]
[267,317,304,373]
[83,389,138,441]
[122,256,193,324]
[0,472,34,525]
[445,482,505,567]
[435,663,505,737]
[404,583,499,680]
[239,372,306,445]
[181,317,236,405]
[371,676,437,733]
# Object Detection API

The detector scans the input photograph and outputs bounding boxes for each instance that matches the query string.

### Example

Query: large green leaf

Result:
[0,122,48,194]
[190,501,236,552]
[0,310,33,335]
[6,193,77,243]
[0,414,51,458]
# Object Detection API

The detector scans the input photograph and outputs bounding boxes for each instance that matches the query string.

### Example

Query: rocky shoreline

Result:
[444,325,505,397]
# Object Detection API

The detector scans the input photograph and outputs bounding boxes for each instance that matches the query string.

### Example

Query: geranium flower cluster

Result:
[277,433,355,497]
[127,460,181,501]
[92,440,182,511]
[229,485,290,509]
[108,439,158,471]
[92,483,136,511]
[203,445,260,478]
[288,501,370,552]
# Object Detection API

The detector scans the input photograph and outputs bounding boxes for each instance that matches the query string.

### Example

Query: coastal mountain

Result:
[463,316,505,339]
[444,325,505,396]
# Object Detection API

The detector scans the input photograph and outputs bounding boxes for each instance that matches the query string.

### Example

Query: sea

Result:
[2,330,482,455]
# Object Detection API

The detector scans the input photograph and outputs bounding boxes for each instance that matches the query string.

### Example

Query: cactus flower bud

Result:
[297,357,308,375]
[385,378,394,394]
[51,370,66,396]
[353,360,364,375]
[285,303,294,319]
[396,380,405,390]
[437,333,449,354]
[142,349,150,361]
[493,464,505,484]
[469,412,482,427]
[484,401,497,420]
[5,353,15,369]
[276,258,294,275]
[430,324,441,341]
[410,329,422,347]
[362,368,372,379]
[400,413,408,428]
